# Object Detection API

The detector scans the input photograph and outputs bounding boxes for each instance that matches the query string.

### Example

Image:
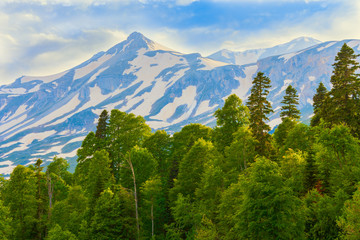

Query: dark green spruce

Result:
[246,72,273,156]
[280,85,300,120]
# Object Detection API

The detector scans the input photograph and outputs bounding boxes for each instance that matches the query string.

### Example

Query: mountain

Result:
[1,32,360,176]
[207,37,322,65]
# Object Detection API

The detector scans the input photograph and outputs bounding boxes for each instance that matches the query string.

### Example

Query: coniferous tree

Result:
[311,82,328,127]
[304,148,318,192]
[246,72,273,156]
[280,85,300,120]
[95,109,108,140]
[326,43,360,135]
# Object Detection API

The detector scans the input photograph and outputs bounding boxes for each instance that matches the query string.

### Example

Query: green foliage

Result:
[143,130,173,183]
[304,189,348,239]
[170,139,221,202]
[87,150,113,208]
[74,131,97,188]
[273,117,297,148]
[311,82,328,127]
[120,146,157,192]
[326,43,360,135]
[280,85,301,120]
[213,94,250,153]
[279,149,306,194]
[304,148,318,192]
[195,163,224,222]
[46,224,77,240]
[171,193,198,239]
[90,187,136,240]
[224,126,256,184]
[51,186,88,236]
[0,199,12,240]
[107,109,151,181]
[3,166,37,239]
[232,157,305,239]
[315,124,360,195]
[283,122,313,153]
[140,176,165,238]
[246,72,273,156]
[169,123,213,184]
[338,185,360,240]
[95,109,108,140]
[194,216,217,240]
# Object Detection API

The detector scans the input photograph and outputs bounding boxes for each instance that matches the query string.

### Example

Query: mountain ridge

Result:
[1,32,360,176]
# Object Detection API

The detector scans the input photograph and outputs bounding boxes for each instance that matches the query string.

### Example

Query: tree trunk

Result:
[127,156,140,240]
[46,171,53,220]
[151,203,154,238]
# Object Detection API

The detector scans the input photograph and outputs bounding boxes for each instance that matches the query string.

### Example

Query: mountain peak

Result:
[127,31,153,45]
[289,36,321,44]
[108,31,174,54]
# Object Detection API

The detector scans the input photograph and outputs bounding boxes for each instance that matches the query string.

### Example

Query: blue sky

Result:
[0,0,358,84]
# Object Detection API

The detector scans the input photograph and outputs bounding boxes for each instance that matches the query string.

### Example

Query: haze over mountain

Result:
[1,32,360,175]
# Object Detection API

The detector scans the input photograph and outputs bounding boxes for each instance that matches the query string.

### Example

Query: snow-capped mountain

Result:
[208,37,322,65]
[1,32,360,176]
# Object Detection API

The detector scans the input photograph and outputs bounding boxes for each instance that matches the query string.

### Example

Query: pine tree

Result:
[246,72,273,156]
[327,43,360,134]
[95,109,108,139]
[311,82,328,127]
[304,148,318,192]
[280,85,300,120]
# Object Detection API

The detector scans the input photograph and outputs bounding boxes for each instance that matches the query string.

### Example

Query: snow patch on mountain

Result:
[231,65,257,99]
[0,161,17,175]
[275,79,293,97]
[89,66,109,83]
[195,100,218,116]
[74,54,113,80]
[199,58,230,70]
[152,85,197,123]
[19,130,57,145]
[21,71,69,83]
[347,40,360,50]
[280,52,298,63]
[317,42,336,51]
[36,94,81,126]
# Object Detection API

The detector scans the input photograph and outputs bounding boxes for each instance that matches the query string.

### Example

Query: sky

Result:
[0,0,359,85]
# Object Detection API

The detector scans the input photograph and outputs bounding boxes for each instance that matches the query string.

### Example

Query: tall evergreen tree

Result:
[304,148,318,192]
[246,72,273,156]
[311,82,328,127]
[280,85,300,120]
[95,109,108,140]
[326,43,360,134]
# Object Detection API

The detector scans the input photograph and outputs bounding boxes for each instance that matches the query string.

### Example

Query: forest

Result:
[1,43,360,240]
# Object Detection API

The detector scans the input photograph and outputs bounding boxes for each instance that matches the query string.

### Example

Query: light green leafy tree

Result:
[46,224,77,240]
[90,187,136,240]
[213,94,250,153]
[3,166,37,239]
[338,185,360,240]
[232,157,305,239]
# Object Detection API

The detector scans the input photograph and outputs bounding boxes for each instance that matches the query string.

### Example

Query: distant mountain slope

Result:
[208,37,322,65]
[1,32,359,175]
